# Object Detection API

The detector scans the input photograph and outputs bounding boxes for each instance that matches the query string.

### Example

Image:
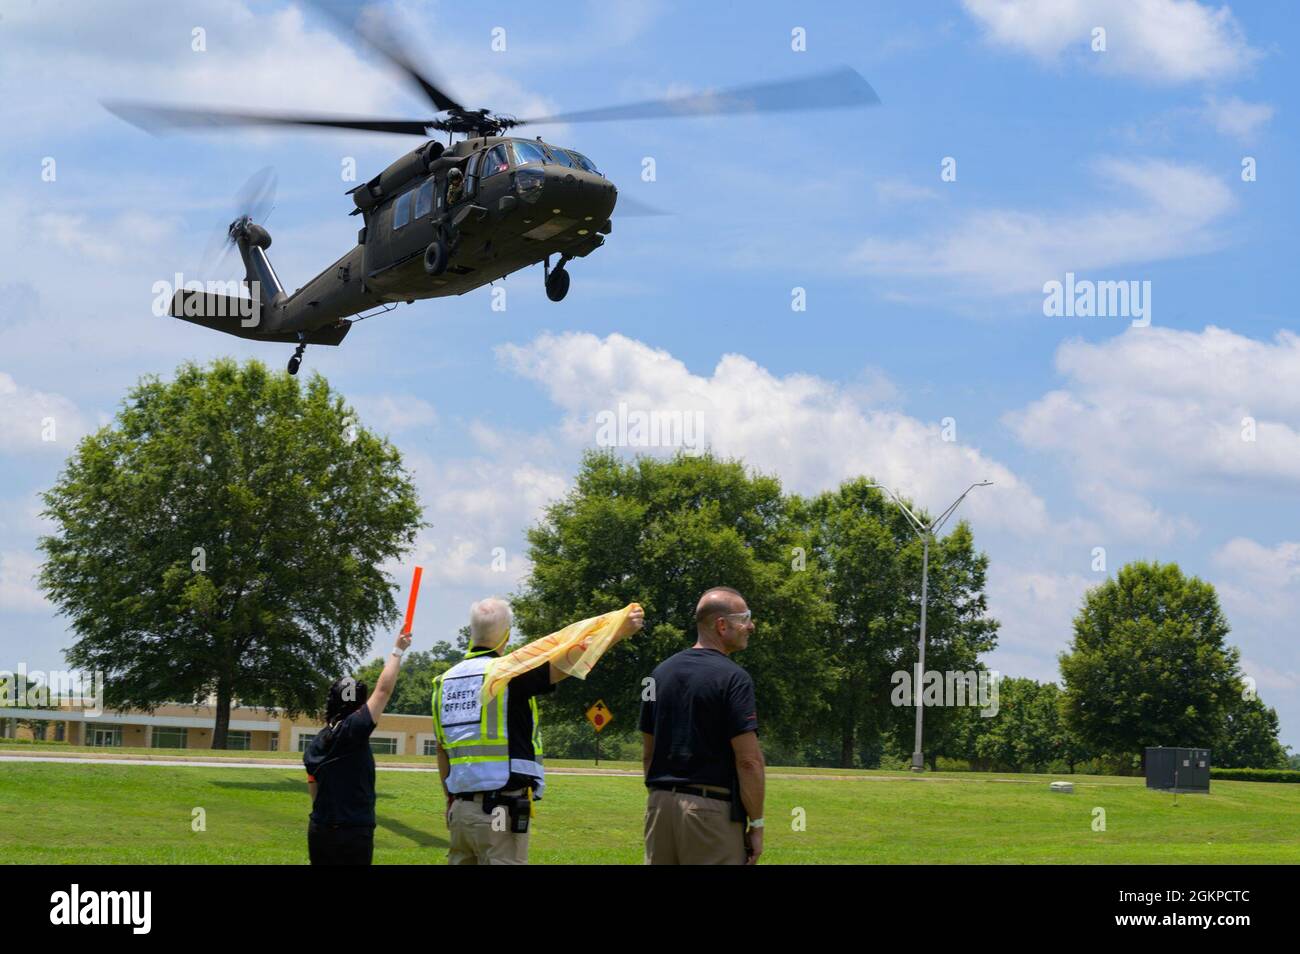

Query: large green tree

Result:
[1216,695,1288,769]
[38,359,423,747]
[512,451,833,751]
[795,479,999,768]
[1059,561,1243,765]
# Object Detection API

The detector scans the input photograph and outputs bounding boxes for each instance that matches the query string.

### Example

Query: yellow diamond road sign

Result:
[586,700,612,733]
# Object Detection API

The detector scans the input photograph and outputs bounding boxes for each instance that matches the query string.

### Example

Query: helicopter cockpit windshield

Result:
[507,139,602,177]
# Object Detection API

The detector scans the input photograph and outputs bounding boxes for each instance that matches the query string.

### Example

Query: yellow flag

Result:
[481,603,640,702]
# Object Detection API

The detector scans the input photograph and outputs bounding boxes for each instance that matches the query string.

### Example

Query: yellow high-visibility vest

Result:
[432,648,544,796]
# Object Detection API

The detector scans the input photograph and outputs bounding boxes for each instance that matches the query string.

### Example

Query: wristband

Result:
[748,817,765,829]
[391,649,404,659]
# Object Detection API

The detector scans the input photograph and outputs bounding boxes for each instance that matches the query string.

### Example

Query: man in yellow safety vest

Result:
[432,596,643,864]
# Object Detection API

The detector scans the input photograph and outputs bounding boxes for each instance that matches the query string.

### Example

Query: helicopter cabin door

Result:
[386,180,432,266]
[475,142,513,215]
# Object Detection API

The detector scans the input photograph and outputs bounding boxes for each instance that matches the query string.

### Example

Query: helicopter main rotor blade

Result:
[513,66,880,127]
[102,101,433,137]
[306,0,464,114]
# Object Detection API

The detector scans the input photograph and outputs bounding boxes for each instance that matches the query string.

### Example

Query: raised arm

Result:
[548,605,645,683]
[366,632,412,720]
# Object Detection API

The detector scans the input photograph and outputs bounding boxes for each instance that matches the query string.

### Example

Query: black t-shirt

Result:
[304,704,377,828]
[639,648,759,790]
[502,658,554,790]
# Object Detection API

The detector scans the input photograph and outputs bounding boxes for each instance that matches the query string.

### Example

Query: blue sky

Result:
[1,0,1297,749]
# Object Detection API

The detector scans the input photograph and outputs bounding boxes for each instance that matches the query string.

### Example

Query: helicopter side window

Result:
[510,140,548,166]
[414,177,434,219]
[480,144,510,179]
[392,191,412,230]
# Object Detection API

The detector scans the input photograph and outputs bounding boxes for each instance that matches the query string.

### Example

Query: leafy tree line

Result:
[508,451,997,769]
[498,452,1288,771]
[36,362,1289,766]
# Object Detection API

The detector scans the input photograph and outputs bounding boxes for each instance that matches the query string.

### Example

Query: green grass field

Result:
[3,756,1298,863]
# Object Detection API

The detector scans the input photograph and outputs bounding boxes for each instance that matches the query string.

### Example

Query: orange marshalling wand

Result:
[401,566,423,635]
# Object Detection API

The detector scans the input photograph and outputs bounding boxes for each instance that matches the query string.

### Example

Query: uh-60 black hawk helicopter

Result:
[107,18,879,375]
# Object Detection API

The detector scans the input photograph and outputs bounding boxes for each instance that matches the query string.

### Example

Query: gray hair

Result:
[469,597,513,647]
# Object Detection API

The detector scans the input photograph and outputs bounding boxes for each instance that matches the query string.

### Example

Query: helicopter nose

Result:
[541,168,616,227]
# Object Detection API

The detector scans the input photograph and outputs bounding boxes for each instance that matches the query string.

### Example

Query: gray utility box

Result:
[1145,747,1211,793]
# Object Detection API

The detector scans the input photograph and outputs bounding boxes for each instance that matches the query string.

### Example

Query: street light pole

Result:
[867,480,992,772]
[915,532,929,772]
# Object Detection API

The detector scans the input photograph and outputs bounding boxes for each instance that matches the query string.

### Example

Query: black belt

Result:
[649,783,732,802]
[453,788,526,801]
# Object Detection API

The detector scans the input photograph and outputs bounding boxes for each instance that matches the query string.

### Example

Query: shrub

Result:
[1211,768,1300,783]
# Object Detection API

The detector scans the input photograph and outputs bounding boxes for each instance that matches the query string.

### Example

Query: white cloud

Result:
[34,211,181,267]
[0,373,93,454]
[348,394,437,434]
[1008,327,1300,502]
[0,493,54,539]
[1239,657,1299,695]
[853,158,1234,295]
[1202,95,1274,140]
[3,1,560,145]
[498,331,1049,537]
[962,0,1260,83]
[1215,537,1300,589]
[1210,538,1300,727]
[985,564,1093,656]
[1073,480,1198,545]
[1213,538,1300,627]
[0,550,47,613]
[397,449,569,592]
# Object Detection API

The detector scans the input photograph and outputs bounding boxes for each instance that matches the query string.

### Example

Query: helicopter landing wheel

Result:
[545,265,570,302]
[423,239,448,277]
[288,338,307,376]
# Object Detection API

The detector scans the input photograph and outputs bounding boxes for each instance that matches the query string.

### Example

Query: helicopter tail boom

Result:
[168,288,352,345]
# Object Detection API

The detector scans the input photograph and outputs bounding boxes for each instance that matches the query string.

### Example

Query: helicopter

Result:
[106,12,879,375]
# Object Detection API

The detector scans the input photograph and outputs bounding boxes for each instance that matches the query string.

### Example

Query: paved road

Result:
[0,753,1116,785]
[0,754,637,776]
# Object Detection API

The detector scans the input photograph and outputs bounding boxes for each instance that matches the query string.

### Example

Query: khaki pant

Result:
[447,791,529,865]
[644,788,746,865]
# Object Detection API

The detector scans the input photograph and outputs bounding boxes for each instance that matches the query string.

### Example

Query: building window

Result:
[269,735,279,751]
[392,191,412,229]
[152,727,187,749]
[297,733,317,752]
[88,724,123,747]
[54,723,65,742]
[370,737,397,755]
[422,738,438,756]
[225,731,251,751]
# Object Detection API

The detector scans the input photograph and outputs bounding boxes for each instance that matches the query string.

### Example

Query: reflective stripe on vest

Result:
[432,650,546,797]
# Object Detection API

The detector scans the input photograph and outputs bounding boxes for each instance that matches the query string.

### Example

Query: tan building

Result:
[2,702,438,756]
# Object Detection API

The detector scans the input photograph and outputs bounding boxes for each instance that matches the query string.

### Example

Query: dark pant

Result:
[308,820,375,865]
